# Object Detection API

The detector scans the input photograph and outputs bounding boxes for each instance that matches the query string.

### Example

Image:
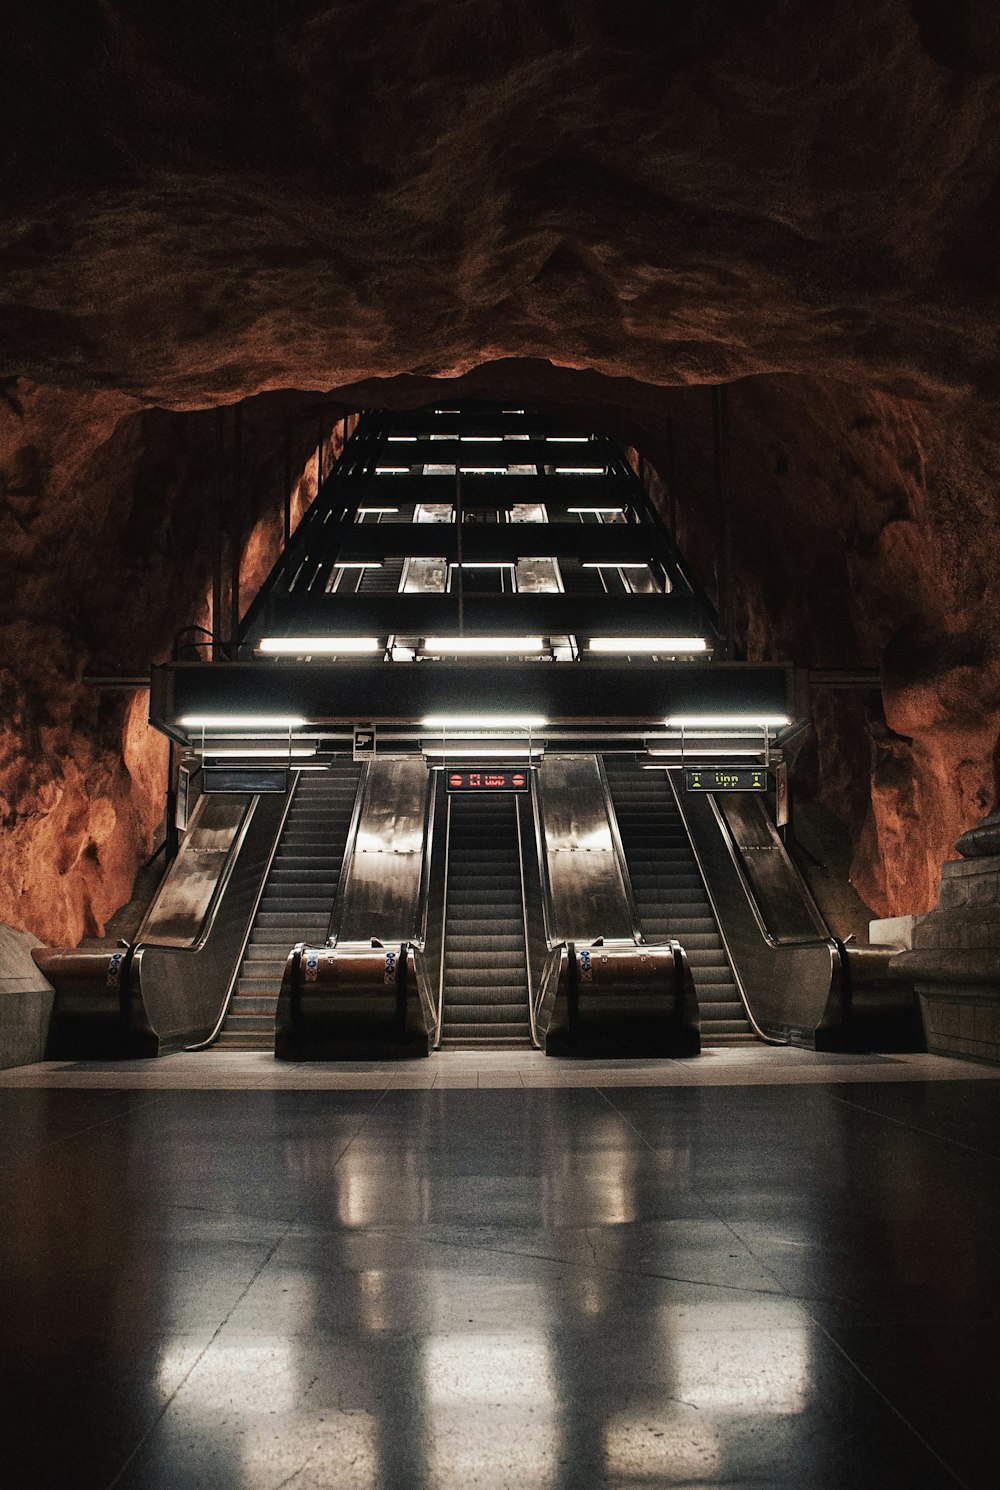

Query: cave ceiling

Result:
[2,1,1000,409]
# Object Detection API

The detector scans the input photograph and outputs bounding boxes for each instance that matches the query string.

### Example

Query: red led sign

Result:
[446,769,529,793]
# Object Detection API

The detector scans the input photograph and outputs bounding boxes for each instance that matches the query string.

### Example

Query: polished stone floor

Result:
[2,1053,999,1488]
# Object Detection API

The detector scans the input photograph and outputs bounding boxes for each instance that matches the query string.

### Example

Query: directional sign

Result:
[353,725,376,760]
[446,769,530,793]
[684,766,768,793]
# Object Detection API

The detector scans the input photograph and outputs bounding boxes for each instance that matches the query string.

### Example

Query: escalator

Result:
[439,793,534,1048]
[215,764,362,1049]
[603,757,755,1045]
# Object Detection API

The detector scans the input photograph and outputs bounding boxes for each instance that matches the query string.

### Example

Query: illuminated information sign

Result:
[684,766,769,793]
[446,769,529,793]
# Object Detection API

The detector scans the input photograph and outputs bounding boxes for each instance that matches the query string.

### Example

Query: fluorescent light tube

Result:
[204,746,317,758]
[181,715,307,730]
[582,562,649,570]
[588,638,708,654]
[664,714,790,729]
[423,745,544,758]
[647,747,765,757]
[258,638,380,655]
[422,714,548,730]
[422,637,543,654]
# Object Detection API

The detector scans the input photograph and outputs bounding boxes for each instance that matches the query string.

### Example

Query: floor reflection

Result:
[2,1083,992,1488]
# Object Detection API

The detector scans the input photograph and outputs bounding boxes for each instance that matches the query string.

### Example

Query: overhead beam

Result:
[259,592,705,636]
[152,660,793,735]
[330,524,663,564]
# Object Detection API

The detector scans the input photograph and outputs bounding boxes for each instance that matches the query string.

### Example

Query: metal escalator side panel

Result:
[334,757,431,945]
[667,772,843,1043]
[535,755,634,944]
[189,773,306,1049]
[129,786,293,1049]
[713,792,829,942]
[136,793,252,948]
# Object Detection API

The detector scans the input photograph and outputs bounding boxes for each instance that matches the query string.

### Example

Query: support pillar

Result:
[891,812,1000,1064]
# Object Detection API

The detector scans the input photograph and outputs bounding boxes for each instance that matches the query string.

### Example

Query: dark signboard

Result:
[446,768,529,793]
[203,766,290,795]
[684,766,769,793]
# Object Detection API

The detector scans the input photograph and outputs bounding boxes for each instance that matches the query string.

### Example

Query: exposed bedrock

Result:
[3,2,1000,937]
[0,381,347,942]
[4,2,1000,403]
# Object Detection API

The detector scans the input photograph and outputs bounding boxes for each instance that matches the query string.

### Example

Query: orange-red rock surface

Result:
[3,3,1000,937]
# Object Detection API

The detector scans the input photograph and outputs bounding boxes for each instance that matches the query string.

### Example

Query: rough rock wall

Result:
[4,3,1000,405]
[0,382,346,943]
[635,375,1000,916]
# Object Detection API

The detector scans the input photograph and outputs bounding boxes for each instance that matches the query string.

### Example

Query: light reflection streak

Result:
[423,1332,558,1490]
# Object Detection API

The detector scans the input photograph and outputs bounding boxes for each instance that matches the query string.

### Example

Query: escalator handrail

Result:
[188,771,303,1050]
[596,754,645,946]
[326,762,370,946]
[433,794,452,1048]
[411,765,438,951]
[514,792,542,1048]
[666,774,784,1046]
[528,769,559,949]
[531,942,567,1033]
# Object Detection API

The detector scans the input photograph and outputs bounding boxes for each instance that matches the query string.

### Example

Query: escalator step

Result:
[227,996,277,1016]
[219,764,362,1048]
[606,758,754,1042]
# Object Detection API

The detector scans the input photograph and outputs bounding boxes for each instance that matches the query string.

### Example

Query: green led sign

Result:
[684,766,769,793]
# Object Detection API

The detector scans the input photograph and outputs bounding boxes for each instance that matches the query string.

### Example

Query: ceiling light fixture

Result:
[422,744,545,758]
[647,747,766,758]
[422,637,544,654]
[664,714,791,729]
[588,638,709,654]
[257,638,381,655]
[180,715,307,731]
[422,714,548,730]
[204,746,318,758]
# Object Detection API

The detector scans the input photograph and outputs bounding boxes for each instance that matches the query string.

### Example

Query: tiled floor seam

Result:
[594,1082,975,1488]
[827,1087,1000,1163]
[103,1083,395,1490]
